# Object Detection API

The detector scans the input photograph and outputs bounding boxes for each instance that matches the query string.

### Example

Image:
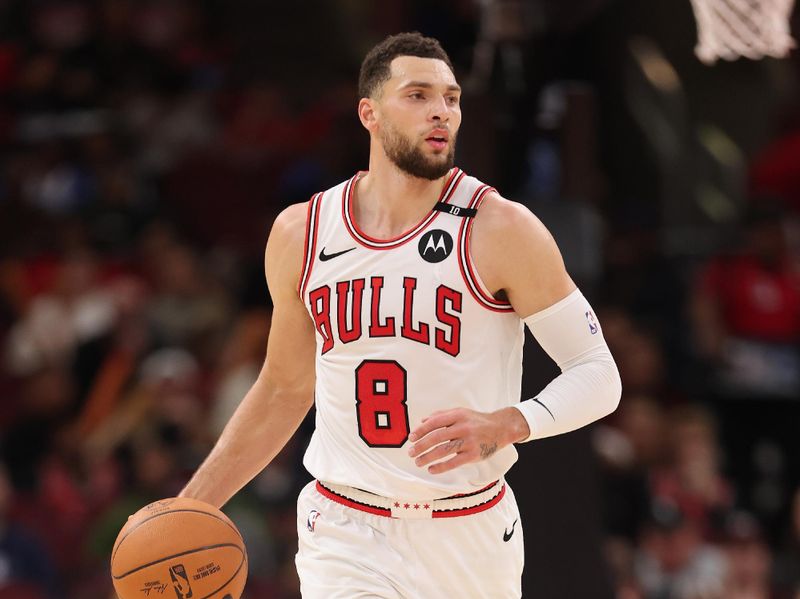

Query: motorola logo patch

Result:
[418,230,453,263]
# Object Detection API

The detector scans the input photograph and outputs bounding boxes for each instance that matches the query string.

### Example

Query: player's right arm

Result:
[179,202,316,508]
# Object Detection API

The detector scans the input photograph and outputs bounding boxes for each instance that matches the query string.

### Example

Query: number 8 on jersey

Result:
[355,360,409,447]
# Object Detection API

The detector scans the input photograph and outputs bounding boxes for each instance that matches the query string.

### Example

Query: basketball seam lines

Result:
[112,542,243,579]
[111,509,243,565]
[195,552,248,599]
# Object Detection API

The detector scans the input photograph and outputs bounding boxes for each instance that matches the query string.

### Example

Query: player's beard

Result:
[379,121,456,181]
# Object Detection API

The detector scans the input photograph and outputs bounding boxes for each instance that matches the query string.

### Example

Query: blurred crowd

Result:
[0,1,799,599]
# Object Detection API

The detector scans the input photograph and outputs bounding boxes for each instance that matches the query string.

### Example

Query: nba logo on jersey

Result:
[307,509,321,532]
[585,310,599,335]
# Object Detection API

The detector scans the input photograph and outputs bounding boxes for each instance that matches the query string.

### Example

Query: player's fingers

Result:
[420,409,447,424]
[410,409,464,441]
[427,451,474,475]
[412,438,466,467]
[407,426,461,457]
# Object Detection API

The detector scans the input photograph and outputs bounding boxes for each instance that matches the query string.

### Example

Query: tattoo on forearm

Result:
[480,442,498,459]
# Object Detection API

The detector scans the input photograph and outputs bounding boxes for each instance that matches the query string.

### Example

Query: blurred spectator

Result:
[210,310,270,436]
[649,405,734,541]
[691,200,800,526]
[691,200,800,400]
[721,511,776,599]
[4,248,117,379]
[86,423,187,562]
[144,239,233,358]
[596,395,667,541]
[634,498,728,599]
[0,462,61,599]
[774,488,800,598]
[1,366,76,491]
[598,307,668,397]
[602,228,688,386]
[751,131,800,212]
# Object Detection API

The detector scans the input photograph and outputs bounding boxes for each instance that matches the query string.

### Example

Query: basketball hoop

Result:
[689,0,796,64]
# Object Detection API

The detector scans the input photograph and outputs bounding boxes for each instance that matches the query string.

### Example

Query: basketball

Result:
[110,497,247,599]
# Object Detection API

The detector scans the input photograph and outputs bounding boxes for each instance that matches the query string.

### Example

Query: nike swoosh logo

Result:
[319,247,356,262]
[503,519,518,542]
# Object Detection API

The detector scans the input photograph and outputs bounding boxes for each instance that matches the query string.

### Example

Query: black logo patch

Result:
[503,519,518,542]
[319,247,356,262]
[418,230,453,263]
[169,564,193,599]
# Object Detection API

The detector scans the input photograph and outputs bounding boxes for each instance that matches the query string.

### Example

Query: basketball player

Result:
[180,32,621,598]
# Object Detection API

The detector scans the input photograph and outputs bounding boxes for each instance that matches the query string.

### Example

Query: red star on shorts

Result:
[403,503,410,509]
[423,504,430,509]
[413,504,420,509]
[394,502,400,508]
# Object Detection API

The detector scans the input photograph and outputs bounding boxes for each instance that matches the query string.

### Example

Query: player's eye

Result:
[410,92,425,100]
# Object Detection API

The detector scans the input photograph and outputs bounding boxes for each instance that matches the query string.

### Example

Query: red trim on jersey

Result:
[432,484,506,518]
[297,195,315,298]
[316,481,392,517]
[298,192,324,299]
[457,187,515,313]
[443,480,499,498]
[315,480,505,519]
[342,168,465,250]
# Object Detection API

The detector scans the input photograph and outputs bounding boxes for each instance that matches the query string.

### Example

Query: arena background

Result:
[1,1,799,598]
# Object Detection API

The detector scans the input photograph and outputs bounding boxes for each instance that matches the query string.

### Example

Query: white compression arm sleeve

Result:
[513,289,622,442]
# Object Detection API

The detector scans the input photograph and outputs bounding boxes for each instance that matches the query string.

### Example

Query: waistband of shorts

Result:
[315,479,505,519]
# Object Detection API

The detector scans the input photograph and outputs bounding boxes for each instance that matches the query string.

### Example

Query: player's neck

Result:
[354,158,450,240]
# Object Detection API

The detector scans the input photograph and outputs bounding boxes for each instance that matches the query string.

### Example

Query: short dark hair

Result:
[358,32,454,99]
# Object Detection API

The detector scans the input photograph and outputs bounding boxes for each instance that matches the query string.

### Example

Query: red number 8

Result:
[355,360,409,447]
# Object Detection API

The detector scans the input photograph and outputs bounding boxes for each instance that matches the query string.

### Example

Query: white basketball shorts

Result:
[295,479,524,598]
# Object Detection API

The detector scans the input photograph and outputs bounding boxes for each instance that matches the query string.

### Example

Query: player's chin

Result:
[428,142,450,154]
[423,147,450,161]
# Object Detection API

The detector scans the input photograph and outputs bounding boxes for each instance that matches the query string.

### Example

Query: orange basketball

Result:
[110,497,247,599]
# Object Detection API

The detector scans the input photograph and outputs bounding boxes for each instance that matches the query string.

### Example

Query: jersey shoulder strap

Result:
[432,201,477,218]
[434,171,495,218]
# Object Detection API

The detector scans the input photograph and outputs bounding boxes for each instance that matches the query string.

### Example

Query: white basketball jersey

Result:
[299,168,524,499]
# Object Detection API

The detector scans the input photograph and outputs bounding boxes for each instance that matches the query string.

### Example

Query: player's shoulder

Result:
[265,201,310,268]
[264,201,314,298]
[266,201,312,257]
[272,201,309,236]
[473,190,554,251]
[269,176,350,243]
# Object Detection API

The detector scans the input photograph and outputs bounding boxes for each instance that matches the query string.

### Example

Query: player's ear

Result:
[358,98,378,131]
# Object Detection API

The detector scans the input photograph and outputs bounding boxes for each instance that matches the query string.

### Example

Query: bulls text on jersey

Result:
[307,276,462,357]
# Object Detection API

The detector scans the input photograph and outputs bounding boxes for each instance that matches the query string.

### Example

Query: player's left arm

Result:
[409,192,621,474]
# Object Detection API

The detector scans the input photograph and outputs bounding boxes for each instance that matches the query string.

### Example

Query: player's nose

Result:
[428,95,451,121]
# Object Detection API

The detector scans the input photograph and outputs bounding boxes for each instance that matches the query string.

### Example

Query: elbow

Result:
[608,364,622,415]
[601,358,622,418]
[582,352,621,422]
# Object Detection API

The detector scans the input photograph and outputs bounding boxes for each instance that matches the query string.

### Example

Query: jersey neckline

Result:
[341,168,465,250]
